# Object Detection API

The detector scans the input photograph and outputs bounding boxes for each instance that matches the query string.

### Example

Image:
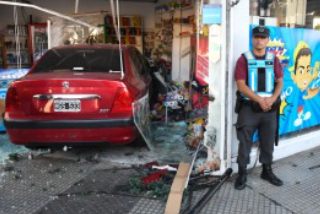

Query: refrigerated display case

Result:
[28,23,48,65]
[0,68,29,132]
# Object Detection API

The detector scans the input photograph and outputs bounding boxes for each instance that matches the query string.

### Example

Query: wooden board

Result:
[165,162,191,214]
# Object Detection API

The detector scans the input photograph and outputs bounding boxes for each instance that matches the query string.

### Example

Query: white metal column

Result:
[204,0,227,175]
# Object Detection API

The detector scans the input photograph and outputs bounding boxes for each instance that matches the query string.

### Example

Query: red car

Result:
[4,44,152,147]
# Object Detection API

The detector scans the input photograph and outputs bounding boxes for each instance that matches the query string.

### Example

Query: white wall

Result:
[228,0,250,166]
[204,0,228,175]
[171,7,194,82]
[0,0,157,31]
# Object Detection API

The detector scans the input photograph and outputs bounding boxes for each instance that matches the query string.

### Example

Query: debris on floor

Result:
[185,117,206,149]
[0,134,28,164]
[116,161,177,200]
[151,121,192,162]
[150,79,208,123]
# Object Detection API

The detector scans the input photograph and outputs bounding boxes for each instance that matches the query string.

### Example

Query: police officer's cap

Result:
[252,26,270,38]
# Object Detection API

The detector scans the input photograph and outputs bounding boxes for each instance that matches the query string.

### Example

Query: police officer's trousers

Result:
[236,104,277,167]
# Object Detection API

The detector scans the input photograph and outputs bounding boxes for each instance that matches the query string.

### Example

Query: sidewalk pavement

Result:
[1,142,320,214]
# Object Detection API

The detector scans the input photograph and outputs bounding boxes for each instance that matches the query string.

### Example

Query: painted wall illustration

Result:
[250,25,320,136]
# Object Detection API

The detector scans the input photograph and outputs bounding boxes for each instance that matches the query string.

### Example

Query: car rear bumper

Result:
[4,118,134,129]
[4,118,138,144]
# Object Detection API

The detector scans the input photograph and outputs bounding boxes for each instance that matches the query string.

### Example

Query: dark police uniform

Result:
[234,26,284,190]
[235,51,283,168]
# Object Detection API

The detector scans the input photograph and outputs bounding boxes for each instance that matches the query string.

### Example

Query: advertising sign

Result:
[202,4,222,25]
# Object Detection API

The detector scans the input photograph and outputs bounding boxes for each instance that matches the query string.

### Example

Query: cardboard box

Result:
[0,100,4,115]
[0,100,5,131]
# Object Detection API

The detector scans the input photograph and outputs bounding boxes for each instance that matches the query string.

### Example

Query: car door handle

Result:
[33,94,101,100]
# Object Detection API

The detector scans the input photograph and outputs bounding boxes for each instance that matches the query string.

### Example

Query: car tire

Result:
[132,134,146,147]
[25,145,46,150]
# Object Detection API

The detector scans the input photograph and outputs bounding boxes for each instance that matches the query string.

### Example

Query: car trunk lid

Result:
[12,72,129,119]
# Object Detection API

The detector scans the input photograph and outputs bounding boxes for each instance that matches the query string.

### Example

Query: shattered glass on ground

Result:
[150,121,193,163]
[0,134,28,164]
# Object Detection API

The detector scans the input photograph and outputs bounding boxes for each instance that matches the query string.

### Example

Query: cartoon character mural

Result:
[289,41,319,126]
[266,38,291,118]
[250,25,320,136]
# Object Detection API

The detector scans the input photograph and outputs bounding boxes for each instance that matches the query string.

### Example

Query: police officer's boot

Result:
[234,166,247,190]
[261,164,283,186]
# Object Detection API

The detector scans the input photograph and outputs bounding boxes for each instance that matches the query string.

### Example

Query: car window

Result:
[130,48,149,76]
[129,48,144,77]
[33,48,124,73]
[141,56,151,76]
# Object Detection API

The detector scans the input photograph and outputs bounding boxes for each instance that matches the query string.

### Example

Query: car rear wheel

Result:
[25,145,48,150]
[25,144,62,151]
[132,134,147,147]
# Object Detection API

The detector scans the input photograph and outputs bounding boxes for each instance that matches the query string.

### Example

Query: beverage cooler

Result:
[0,68,29,132]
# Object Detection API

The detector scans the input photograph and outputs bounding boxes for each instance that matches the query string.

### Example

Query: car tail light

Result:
[5,85,19,112]
[111,87,133,115]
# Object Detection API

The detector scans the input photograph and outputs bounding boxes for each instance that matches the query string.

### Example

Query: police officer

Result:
[234,26,283,190]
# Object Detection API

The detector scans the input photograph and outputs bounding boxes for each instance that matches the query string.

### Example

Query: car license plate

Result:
[54,99,81,112]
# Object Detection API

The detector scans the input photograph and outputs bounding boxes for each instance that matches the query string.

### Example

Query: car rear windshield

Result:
[33,48,123,73]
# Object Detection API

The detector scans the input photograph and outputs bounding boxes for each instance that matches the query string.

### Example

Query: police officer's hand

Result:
[257,97,269,112]
[265,97,275,111]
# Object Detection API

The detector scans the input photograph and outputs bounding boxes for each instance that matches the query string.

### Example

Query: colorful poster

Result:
[250,25,320,136]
